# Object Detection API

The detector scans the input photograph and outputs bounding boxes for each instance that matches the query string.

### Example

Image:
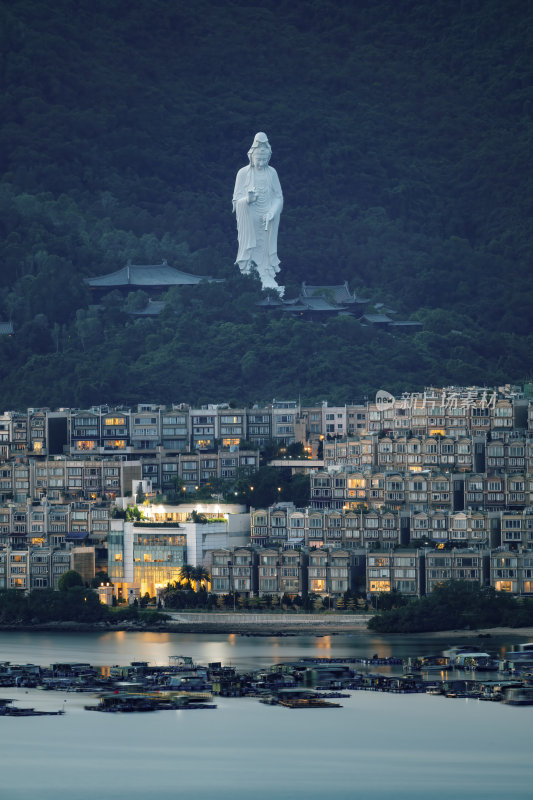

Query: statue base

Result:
[261,275,285,297]
[237,261,284,296]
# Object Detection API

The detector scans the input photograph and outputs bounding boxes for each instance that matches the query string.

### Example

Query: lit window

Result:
[370,580,391,592]
[495,580,513,592]
[76,440,95,451]
[106,440,125,450]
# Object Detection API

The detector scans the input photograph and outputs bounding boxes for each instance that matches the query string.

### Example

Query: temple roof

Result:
[0,322,14,335]
[282,295,347,313]
[301,281,355,303]
[85,260,218,288]
[360,313,393,324]
[301,281,369,304]
[389,320,423,328]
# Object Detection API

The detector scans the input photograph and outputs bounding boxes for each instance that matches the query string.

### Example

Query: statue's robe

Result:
[232,165,283,280]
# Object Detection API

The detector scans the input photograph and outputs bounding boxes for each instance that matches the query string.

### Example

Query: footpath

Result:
[164,611,370,633]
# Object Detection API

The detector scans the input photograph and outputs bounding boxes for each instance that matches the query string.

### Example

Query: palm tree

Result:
[178,564,194,589]
[191,566,210,592]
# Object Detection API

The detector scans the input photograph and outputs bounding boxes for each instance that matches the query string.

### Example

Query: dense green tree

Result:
[178,564,194,589]
[190,566,210,592]
[368,581,533,633]
[90,571,113,589]
[57,570,84,591]
[0,0,531,407]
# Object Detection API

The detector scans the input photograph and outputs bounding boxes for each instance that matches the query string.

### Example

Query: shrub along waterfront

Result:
[0,587,169,626]
[368,581,533,633]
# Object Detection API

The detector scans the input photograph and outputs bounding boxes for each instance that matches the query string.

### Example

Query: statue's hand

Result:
[247,189,257,203]
[264,211,274,224]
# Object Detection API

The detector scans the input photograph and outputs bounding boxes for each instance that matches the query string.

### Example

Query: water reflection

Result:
[1,629,531,673]
[2,690,532,800]
[1,630,533,800]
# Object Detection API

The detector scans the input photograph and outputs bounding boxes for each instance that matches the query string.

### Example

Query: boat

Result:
[85,694,158,712]
[259,695,279,705]
[453,652,493,670]
[0,698,64,716]
[277,698,341,708]
[86,690,216,713]
[404,656,450,674]
[172,694,216,709]
[478,691,502,702]
[503,687,533,706]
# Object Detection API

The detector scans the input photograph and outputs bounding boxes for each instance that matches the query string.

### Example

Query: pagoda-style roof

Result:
[282,295,347,314]
[360,313,393,325]
[301,282,369,304]
[0,322,14,335]
[360,314,423,331]
[85,260,219,289]
[389,321,423,329]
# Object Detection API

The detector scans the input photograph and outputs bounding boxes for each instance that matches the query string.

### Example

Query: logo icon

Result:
[375,390,395,411]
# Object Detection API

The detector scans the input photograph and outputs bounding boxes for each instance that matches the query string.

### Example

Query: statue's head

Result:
[248,132,271,166]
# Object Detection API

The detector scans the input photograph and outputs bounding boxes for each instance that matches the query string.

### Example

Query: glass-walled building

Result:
[108,520,186,599]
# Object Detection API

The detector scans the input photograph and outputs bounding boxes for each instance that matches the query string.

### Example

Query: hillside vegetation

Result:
[1,0,532,407]
[368,581,533,633]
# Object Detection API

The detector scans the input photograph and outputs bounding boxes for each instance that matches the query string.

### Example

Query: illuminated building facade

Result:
[108,520,187,600]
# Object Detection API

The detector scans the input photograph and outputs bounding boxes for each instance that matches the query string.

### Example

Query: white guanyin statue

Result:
[232,132,284,295]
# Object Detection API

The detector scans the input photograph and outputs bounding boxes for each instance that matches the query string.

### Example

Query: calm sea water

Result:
[1,630,532,800]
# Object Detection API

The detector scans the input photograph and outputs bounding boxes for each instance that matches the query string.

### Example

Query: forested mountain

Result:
[1,0,532,408]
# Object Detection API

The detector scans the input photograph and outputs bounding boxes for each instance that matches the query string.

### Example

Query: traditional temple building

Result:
[85,259,221,297]
[300,281,368,306]
[256,281,369,319]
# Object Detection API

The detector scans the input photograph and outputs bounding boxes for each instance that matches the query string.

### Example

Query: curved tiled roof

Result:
[85,261,216,288]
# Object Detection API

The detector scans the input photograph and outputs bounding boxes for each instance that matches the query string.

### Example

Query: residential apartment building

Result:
[322,437,376,469]
[425,549,490,593]
[310,468,461,513]
[0,544,95,591]
[0,389,529,457]
[499,511,533,550]
[366,550,424,597]
[490,551,533,595]
[307,548,363,596]
[251,504,407,551]
[29,457,142,502]
[210,548,257,596]
[140,448,259,494]
[257,548,308,596]
[409,510,499,548]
